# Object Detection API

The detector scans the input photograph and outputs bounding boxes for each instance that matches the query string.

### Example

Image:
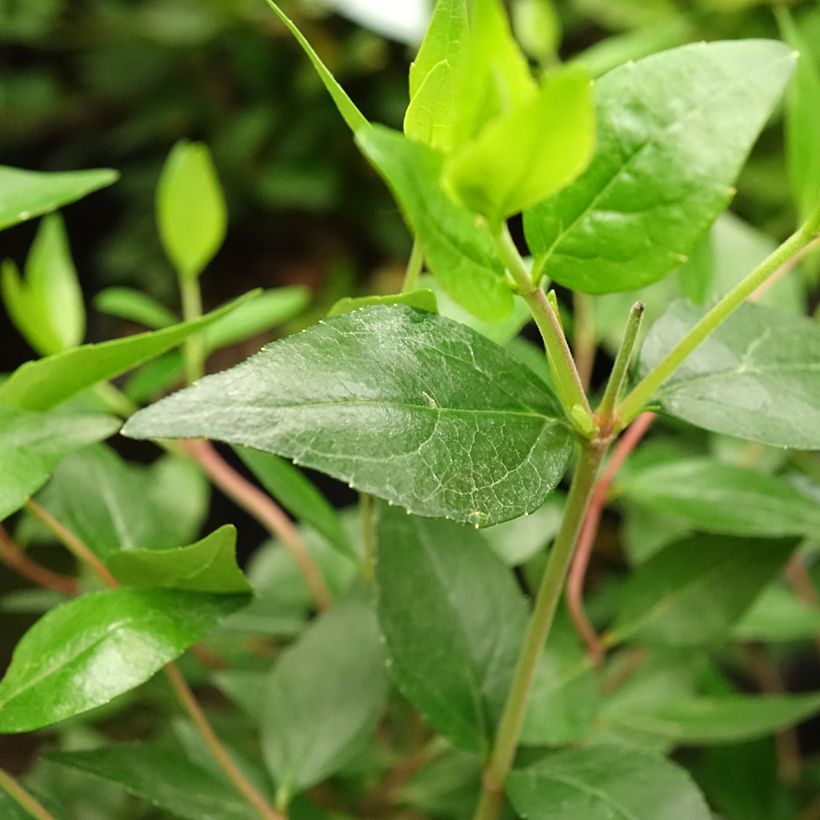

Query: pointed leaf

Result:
[94,287,177,329]
[408,0,467,99]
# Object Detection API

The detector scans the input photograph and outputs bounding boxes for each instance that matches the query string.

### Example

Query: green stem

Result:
[180,275,205,384]
[0,767,55,820]
[492,223,591,420]
[473,441,607,820]
[402,239,425,292]
[597,301,645,429]
[617,206,820,425]
[361,492,376,582]
[572,292,596,391]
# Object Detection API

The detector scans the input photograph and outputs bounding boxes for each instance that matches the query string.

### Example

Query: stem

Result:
[618,207,820,425]
[180,275,205,384]
[361,493,376,582]
[474,441,607,820]
[572,292,596,391]
[596,302,644,431]
[492,222,591,419]
[184,439,332,611]
[0,768,55,820]
[402,239,425,292]
[0,525,78,596]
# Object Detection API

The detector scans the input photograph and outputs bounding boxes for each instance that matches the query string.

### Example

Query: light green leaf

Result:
[0,589,248,733]
[327,288,437,318]
[123,305,573,527]
[107,525,251,593]
[357,126,513,322]
[46,745,259,820]
[507,745,711,820]
[94,287,177,329]
[405,59,459,153]
[606,535,797,647]
[734,584,820,643]
[156,140,227,279]
[262,593,388,797]
[0,293,253,411]
[482,495,563,565]
[408,0,467,99]
[513,0,561,63]
[638,301,820,449]
[376,506,529,754]
[445,67,595,221]
[618,458,820,538]
[525,40,795,293]
[0,165,118,231]
[0,408,119,521]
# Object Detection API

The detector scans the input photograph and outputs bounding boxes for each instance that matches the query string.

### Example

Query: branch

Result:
[0,525,77,596]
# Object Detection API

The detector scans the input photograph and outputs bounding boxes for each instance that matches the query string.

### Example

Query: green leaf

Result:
[0,407,119,521]
[0,589,248,733]
[513,0,561,63]
[408,0,467,100]
[156,140,227,280]
[638,301,820,449]
[606,535,797,648]
[507,745,711,820]
[94,287,177,329]
[107,525,251,593]
[234,446,356,560]
[327,288,437,318]
[262,593,388,797]
[734,584,820,643]
[123,305,573,527]
[263,0,368,133]
[376,506,529,754]
[482,495,563,565]
[524,40,795,293]
[445,68,595,221]
[0,293,253,411]
[618,458,820,538]
[405,59,459,152]
[0,791,36,820]
[0,165,118,231]
[357,126,512,322]
[46,745,259,820]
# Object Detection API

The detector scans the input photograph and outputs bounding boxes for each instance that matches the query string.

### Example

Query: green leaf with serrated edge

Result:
[376,506,529,754]
[445,67,595,222]
[0,589,248,733]
[156,141,227,280]
[235,446,356,560]
[524,40,795,293]
[45,745,258,820]
[637,301,820,450]
[0,408,119,521]
[94,287,177,329]
[123,305,572,527]
[357,126,513,322]
[0,166,118,231]
[264,0,368,133]
[107,526,250,593]
[734,584,820,643]
[618,458,820,538]
[606,535,797,648]
[262,593,388,796]
[507,745,711,820]
[603,692,820,745]
[327,288,437,318]
[0,292,254,411]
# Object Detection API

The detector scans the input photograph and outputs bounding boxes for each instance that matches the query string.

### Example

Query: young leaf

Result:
[0,407,119,521]
[107,525,251,593]
[0,292,253,411]
[514,0,561,64]
[0,166,118,231]
[46,745,259,820]
[507,745,711,820]
[606,535,797,648]
[357,126,513,321]
[408,0,467,99]
[327,288,437,318]
[638,301,820,449]
[404,59,458,152]
[0,589,248,733]
[618,458,820,538]
[524,40,795,292]
[123,305,573,527]
[94,287,177,329]
[376,506,529,754]
[445,67,595,221]
[156,140,227,280]
[261,593,388,798]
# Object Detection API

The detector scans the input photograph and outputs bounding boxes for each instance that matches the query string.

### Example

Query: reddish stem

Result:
[0,525,78,596]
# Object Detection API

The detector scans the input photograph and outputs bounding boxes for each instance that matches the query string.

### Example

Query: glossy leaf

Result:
[0,589,248,733]
[93,287,177,329]
[107,525,250,593]
[376,506,529,753]
[262,593,388,797]
[524,40,795,293]
[327,288,437,318]
[618,458,820,538]
[507,745,711,820]
[0,407,119,521]
[638,301,820,449]
[123,305,573,527]
[357,127,512,321]
[0,293,252,411]
[607,535,797,647]
[0,165,118,231]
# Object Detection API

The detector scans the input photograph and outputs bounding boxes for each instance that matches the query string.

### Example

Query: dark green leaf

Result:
[93,287,177,329]
[327,289,437,318]
[123,305,572,527]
